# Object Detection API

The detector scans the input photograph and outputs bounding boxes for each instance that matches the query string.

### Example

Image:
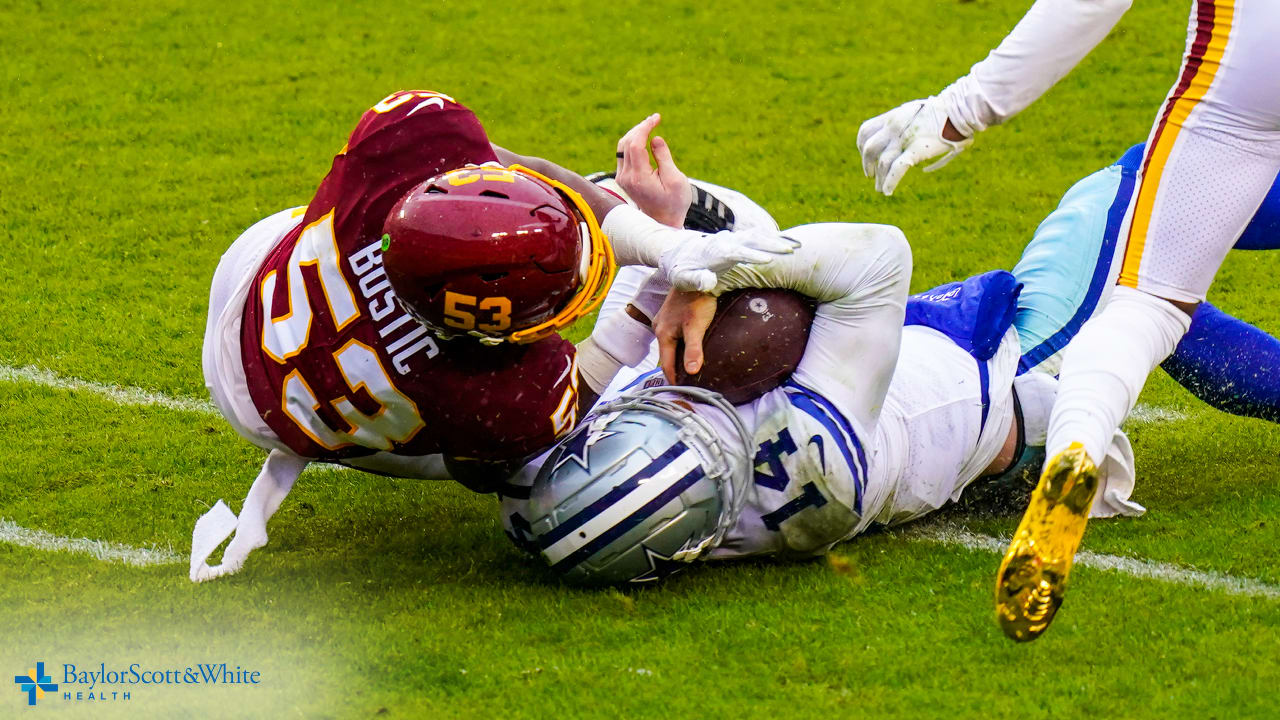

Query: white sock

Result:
[1046,286,1192,463]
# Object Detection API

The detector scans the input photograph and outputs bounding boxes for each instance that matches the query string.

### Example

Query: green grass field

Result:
[4,0,1280,716]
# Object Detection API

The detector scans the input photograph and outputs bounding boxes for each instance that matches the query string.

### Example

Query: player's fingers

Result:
[651,135,677,174]
[619,137,644,179]
[652,294,681,384]
[617,113,659,153]
[652,136,693,203]
[738,231,799,256]
[922,145,962,173]
[856,116,886,173]
[860,126,895,180]
[855,116,880,149]
[680,296,715,375]
[617,115,656,177]
[656,325,680,384]
[874,142,905,194]
[670,268,716,293]
[618,136,651,191]
[681,329,704,375]
[723,247,776,267]
[882,147,929,196]
[628,114,661,170]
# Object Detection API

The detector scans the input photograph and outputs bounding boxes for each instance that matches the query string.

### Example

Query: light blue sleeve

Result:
[1011,164,1135,373]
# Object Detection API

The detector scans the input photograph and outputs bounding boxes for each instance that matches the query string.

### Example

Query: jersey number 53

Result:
[260,211,427,452]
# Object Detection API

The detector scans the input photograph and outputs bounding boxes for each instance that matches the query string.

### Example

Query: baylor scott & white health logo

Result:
[13,659,262,707]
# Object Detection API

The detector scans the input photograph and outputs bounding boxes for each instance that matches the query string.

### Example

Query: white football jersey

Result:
[596,323,1019,562]
[501,221,1024,563]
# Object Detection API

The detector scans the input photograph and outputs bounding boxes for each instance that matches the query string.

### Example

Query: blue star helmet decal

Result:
[552,414,620,473]
[630,545,687,583]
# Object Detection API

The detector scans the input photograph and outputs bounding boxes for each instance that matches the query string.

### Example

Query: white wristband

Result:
[629,270,672,322]
[589,308,655,369]
[601,204,679,268]
[576,336,626,395]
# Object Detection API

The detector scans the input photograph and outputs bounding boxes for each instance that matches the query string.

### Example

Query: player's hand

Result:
[659,228,800,292]
[856,96,973,196]
[190,510,267,582]
[615,113,693,227]
[654,290,717,384]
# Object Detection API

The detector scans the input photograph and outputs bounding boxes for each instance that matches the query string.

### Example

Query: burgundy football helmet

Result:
[382,164,615,345]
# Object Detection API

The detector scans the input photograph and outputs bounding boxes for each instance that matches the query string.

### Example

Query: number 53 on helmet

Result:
[381,164,615,346]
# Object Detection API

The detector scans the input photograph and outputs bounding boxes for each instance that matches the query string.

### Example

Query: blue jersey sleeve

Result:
[1114,142,1146,175]
[1162,302,1280,423]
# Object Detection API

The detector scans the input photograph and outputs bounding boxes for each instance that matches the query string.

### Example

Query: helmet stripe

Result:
[542,449,704,566]
[538,441,689,549]
[548,460,708,574]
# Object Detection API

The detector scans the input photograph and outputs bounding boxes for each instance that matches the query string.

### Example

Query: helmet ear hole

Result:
[532,204,571,223]
[479,271,507,282]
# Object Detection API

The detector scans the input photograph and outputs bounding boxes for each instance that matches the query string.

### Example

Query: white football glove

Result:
[856,96,973,196]
[190,449,306,583]
[659,228,800,292]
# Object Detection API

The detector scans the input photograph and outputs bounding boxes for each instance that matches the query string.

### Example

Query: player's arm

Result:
[575,271,672,411]
[857,0,1132,195]
[491,144,627,226]
[191,449,309,582]
[704,223,912,432]
[492,121,796,289]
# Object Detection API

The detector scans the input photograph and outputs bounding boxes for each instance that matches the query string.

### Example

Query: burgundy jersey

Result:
[241,90,579,462]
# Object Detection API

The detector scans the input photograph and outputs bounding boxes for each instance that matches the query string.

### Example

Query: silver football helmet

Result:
[516,385,752,585]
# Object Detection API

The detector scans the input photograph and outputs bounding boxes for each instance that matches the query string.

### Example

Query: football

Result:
[674,288,816,405]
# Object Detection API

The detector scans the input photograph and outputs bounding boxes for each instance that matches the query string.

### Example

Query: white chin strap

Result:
[577,220,592,285]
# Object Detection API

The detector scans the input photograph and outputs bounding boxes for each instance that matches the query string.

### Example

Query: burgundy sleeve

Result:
[302,90,499,251]
[432,336,580,461]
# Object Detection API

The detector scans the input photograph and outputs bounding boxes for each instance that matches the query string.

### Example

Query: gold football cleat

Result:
[995,442,1099,642]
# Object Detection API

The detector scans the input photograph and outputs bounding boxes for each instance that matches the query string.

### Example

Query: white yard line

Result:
[2,361,1270,597]
[1127,403,1188,425]
[0,363,218,415]
[908,522,1280,599]
[8,512,1278,596]
[0,363,1188,425]
[0,518,182,567]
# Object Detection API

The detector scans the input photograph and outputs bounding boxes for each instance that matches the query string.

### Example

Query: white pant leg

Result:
[202,208,303,453]
[1118,0,1280,302]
